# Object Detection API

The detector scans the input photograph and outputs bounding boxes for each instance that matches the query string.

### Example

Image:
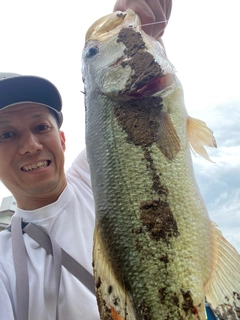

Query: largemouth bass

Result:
[82,10,240,320]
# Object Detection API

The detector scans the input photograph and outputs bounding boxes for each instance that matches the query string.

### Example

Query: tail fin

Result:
[205,222,240,319]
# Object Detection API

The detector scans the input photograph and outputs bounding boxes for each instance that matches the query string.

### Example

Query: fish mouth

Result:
[21,160,51,172]
[129,73,175,98]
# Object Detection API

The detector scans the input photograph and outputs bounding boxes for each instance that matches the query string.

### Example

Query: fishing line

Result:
[139,20,169,28]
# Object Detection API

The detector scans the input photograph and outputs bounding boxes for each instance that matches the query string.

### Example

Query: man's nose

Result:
[19,132,43,154]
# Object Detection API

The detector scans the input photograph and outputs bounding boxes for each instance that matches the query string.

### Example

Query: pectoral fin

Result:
[187,116,217,162]
[156,112,181,160]
[205,222,240,319]
[93,224,136,320]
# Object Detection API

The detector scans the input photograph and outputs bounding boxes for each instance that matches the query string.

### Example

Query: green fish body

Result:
[82,10,240,320]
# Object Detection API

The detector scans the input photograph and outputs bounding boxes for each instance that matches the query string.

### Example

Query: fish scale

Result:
[82,9,240,320]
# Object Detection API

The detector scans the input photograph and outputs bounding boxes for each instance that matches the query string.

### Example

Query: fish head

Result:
[82,9,176,100]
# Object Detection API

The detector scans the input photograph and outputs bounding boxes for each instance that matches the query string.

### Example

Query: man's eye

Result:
[0,131,15,140]
[36,124,50,131]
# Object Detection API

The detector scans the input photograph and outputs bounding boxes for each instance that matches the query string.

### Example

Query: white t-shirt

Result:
[0,149,100,319]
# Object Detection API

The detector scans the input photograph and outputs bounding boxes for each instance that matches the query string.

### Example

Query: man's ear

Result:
[60,131,66,151]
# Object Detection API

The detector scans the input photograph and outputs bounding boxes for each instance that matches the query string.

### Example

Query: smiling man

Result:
[0,73,99,320]
[0,79,66,209]
[0,1,172,319]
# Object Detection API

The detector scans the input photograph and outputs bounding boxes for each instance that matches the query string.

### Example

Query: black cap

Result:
[0,73,63,127]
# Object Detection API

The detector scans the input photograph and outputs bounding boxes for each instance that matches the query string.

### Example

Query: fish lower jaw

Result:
[21,160,50,172]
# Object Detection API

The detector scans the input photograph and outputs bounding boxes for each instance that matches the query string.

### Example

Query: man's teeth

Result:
[22,161,49,172]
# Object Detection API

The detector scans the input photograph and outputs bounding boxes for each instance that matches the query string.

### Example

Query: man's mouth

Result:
[21,160,50,172]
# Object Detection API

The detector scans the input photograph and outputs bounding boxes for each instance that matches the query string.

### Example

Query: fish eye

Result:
[86,46,99,58]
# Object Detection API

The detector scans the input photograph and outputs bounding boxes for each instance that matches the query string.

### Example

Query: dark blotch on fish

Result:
[96,276,102,289]
[96,290,112,320]
[117,28,164,94]
[140,199,179,241]
[139,300,151,320]
[114,97,163,148]
[114,100,179,242]
[115,28,181,160]
[113,90,180,161]
[143,148,168,196]
[173,293,180,307]
[159,253,169,265]
[181,290,198,316]
[159,287,167,303]
[108,285,113,295]
[113,296,120,307]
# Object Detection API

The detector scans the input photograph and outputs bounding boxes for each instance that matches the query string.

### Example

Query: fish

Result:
[82,9,240,320]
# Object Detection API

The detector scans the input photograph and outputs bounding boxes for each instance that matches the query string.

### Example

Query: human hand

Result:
[113,0,172,39]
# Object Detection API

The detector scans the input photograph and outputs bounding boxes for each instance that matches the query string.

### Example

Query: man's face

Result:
[0,103,66,206]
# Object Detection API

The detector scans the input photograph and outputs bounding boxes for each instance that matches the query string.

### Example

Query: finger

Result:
[165,0,172,22]
[113,0,172,39]
[160,0,172,29]
[145,0,168,38]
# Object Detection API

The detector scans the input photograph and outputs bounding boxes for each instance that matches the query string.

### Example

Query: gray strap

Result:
[11,219,95,320]
[48,233,62,320]
[22,223,62,320]
[11,216,29,320]
[23,223,96,295]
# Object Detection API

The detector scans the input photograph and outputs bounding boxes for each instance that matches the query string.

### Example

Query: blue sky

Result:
[0,0,239,252]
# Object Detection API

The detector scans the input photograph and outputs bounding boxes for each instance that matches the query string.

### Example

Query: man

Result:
[0,1,172,319]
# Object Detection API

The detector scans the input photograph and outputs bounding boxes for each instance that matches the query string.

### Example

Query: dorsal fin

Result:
[187,116,217,162]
